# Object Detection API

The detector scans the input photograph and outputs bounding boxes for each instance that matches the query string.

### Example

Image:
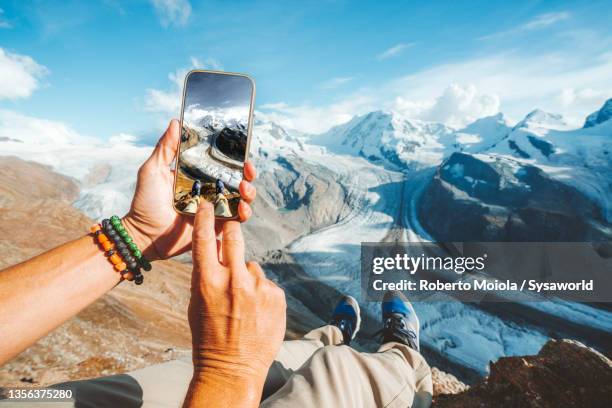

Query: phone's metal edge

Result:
[172,69,256,219]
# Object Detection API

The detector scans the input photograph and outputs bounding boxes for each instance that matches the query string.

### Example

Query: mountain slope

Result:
[584,98,612,128]
[0,158,192,386]
[312,110,454,170]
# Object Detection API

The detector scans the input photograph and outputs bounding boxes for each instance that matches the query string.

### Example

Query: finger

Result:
[214,219,223,237]
[237,200,252,222]
[148,119,180,168]
[192,201,219,274]
[239,180,256,204]
[243,161,257,182]
[246,261,265,280]
[221,220,245,269]
[216,238,222,263]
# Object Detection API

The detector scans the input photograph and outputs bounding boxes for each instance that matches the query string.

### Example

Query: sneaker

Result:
[329,295,361,345]
[376,290,420,351]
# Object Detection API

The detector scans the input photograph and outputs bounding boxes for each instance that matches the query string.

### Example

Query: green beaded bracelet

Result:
[111,215,152,272]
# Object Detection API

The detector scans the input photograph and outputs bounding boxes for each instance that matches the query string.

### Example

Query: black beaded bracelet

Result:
[110,216,152,272]
[101,219,142,283]
[99,216,151,285]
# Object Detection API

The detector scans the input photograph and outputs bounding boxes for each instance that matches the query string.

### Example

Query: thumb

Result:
[147,119,180,168]
[192,200,219,276]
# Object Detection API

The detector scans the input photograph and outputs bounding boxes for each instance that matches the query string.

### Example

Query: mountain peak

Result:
[515,109,567,130]
[583,98,612,128]
[460,112,509,132]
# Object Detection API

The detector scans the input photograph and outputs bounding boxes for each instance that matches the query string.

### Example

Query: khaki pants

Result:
[44,325,432,408]
[262,325,432,408]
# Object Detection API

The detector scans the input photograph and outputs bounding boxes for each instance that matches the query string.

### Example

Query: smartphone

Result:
[173,70,255,218]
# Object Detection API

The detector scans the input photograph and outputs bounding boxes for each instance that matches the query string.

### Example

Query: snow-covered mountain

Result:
[250,117,310,161]
[311,110,516,170]
[476,106,612,222]
[312,110,454,169]
[451,112,512,153]
[183,104,248,133]
[196,114,244,132]
[584,98,612,128]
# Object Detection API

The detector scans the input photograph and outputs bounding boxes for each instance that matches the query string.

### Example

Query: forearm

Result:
[0,234,122,365]
[182,373,265,408]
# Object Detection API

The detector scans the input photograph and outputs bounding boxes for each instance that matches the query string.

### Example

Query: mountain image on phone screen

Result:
[174,71,254,218]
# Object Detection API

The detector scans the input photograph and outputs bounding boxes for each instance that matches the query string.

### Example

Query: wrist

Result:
[185,370,265,408]
[192,364,267,386]
[121,215,156,260]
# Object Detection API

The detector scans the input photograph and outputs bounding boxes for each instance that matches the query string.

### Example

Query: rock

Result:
[244,155,352,258]
[431,367,469,396]
[584,98,612,128]
[418,152,611,241]
[433,339,612,407]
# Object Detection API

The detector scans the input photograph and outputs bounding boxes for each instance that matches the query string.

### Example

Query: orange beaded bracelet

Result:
[90,223,131,278]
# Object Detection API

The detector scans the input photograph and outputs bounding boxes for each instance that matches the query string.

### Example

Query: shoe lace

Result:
[331,316,354,344]
[373,312,418,350]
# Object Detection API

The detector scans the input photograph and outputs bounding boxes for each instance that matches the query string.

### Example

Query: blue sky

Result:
[1,0,611,141]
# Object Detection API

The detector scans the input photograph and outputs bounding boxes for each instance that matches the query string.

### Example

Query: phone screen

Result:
[174,70,255,218]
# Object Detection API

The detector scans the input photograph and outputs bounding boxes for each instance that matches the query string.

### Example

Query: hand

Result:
[122,119,258,260]
[186,201,286,406]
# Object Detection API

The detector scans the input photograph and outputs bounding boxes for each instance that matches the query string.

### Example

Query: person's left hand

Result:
[122,119,257,260]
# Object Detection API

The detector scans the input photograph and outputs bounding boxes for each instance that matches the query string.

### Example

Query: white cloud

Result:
[256,94,376,134]
[557,87,609,109]
[523,11,570,30]
[259,102,289,110]
[190,56,223,71]
[377,43,412,60]
[260,48,612,133]
[108,133,139,146]
[0,109,93,145]
[259,85,498,133]
[144,57,223,114]
[150,0,191,27]
[0,48,48,100]
[319,76,355,89]
[387,51,612,126]
[395,84,500,128]
[480,11,570,40]
[0,8,11,28]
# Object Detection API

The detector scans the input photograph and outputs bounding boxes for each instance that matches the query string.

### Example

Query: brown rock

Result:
[433,339,612,408]
[432,367,469,396]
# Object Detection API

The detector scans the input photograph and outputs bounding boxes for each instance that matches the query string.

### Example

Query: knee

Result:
[314,345,354,366]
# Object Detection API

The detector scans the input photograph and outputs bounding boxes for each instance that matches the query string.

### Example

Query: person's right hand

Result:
[185,201,286,407]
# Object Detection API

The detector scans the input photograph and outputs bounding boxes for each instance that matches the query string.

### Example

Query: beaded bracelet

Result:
[109,216,152,272]
[90,224,131,278]
[90,216,151,285]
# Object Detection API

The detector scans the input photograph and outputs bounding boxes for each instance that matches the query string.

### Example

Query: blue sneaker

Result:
[330,295,361,345]
[376,291,420,351]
